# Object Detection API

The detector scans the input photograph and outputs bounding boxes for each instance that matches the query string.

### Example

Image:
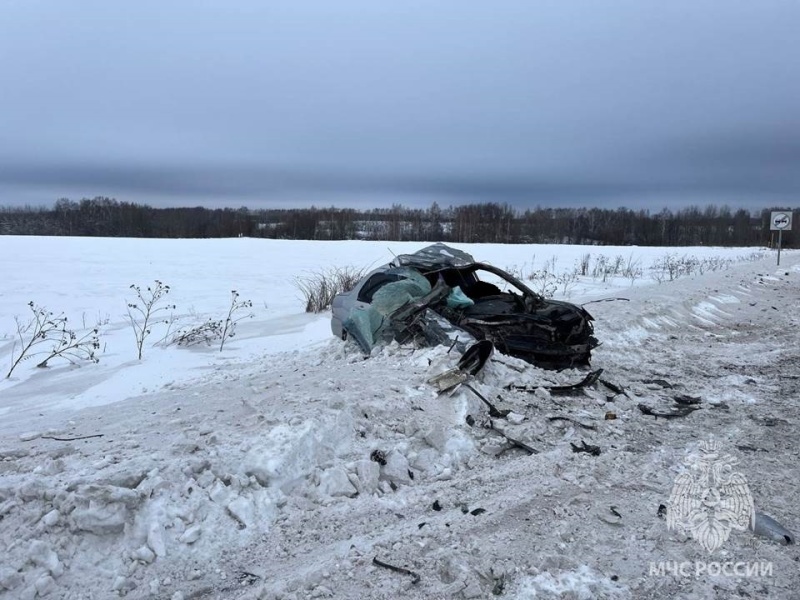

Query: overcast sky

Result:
[1,1,798,212]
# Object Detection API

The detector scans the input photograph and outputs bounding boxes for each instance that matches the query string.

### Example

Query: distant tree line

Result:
[0,197,796,247]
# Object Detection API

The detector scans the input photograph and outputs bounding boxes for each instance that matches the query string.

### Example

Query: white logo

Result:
[667,439,754,553]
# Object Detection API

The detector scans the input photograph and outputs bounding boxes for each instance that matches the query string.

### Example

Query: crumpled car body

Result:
[331,243,598,369]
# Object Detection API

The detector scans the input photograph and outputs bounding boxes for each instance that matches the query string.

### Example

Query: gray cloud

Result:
[3,158,795,212]
[1,1,798,211]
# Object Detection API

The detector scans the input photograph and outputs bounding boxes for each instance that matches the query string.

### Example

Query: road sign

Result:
[770,211,792,231]
[770,211,792,266]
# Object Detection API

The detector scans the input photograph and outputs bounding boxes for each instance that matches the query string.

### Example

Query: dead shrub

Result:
[295,266,366,313]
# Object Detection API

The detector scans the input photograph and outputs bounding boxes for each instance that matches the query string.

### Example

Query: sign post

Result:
[770,211,793,266]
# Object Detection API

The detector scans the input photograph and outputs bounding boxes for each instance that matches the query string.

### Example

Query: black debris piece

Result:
[372,557,421,585]
[673,394,702,405]
[736,445,760,453]
[237,571,262,586]
[545,367,603,394]
[493,575,506,595]
[485,421,539,455]
[638,403,700,419]
[457,340,495,376]
[370,449,387,466]
[570,440,601,456]
[508,368,604,395]
[447,337,459,353]
[581,297,630,306]
[464,383,510,418]
[428,341,495,394]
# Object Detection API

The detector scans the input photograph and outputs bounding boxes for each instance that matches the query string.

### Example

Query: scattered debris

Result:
[546,368,605,395]
[582,297,631,306]
[638,403,701,419]
[428,341,494,393]
[492,574,506,595]
[37,434,104,442]
[372,557,421,585]
[735,444,761,453]
[457,340,495,375]
[673,394,701,405]
[599,378,625,395]
[370,450,387,466]
[237,570,262,585]
[507,368,604,395]
[463,384,510,418]
[447,337,459,353]
[570,440,601,456]
[596,506,623,526]
[548,416,597,430]
[751,512,795,545]
[427,370,467,394]
[485,420,539,455]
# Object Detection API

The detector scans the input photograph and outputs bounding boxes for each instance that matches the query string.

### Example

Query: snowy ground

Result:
[0,236,798,599]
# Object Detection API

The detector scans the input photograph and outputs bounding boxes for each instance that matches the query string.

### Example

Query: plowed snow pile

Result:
[1,239,799,599]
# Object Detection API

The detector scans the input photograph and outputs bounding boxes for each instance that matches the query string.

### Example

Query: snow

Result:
[1,236,799,599]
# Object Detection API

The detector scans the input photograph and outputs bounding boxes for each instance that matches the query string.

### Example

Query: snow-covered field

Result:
[1,236,798,599]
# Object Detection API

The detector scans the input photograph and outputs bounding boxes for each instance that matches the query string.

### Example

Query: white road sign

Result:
[770,211,792,231]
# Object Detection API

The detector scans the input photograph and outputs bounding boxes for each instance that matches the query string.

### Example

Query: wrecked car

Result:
[331,243,598,369]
